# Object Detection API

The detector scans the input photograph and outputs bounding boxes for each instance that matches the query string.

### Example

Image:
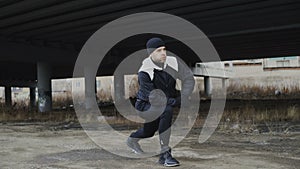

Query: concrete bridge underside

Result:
[0,0,299,111]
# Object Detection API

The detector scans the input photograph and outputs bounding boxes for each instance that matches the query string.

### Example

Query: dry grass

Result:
[2,87,300,133]
[286,106,300,122]
[2,96,300,124]
[97,88,113,102]
[1,103,299,134]
[227,84,300,99]
[217,104,300,133]
[220,105,300,124]
[0,102,77,123]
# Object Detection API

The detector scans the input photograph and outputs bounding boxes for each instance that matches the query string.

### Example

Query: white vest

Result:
[138,56,179,80]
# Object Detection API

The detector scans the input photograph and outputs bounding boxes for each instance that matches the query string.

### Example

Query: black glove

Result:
[167,96,181,107]
[167,95,190,107]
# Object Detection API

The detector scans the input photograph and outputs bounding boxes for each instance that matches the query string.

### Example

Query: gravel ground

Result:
[0,122,299,169]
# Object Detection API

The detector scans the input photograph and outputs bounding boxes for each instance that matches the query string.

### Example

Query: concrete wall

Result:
[3,58,300,103]
[50,75,204,101]
[0,87,31,104]
[228,64,300,89]
[263,56,300,68]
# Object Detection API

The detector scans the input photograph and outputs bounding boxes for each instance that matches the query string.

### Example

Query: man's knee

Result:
[143,131,156,138]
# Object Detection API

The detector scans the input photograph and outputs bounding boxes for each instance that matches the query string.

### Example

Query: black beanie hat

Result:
[146,37,165,55]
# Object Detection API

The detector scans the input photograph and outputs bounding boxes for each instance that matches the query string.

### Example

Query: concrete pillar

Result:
[84,67,97,110]
[222,78,226,89]
[114,72,125,104]
[30,87,36,108]
[95,79,98,101]
[37,62,52,112]
[5,86,12,106]
[204,76,212,97]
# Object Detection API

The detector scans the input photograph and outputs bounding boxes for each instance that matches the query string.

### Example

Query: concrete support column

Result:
[30,87,36,108]
[84,67,97,110]
[204,76,212,97]
[114,72,125,104]
[37,62,52,112]
[222,79,226,89]
[5,86,12,106]
[94,79,97,101]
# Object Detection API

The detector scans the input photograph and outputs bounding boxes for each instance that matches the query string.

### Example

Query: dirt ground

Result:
[0,122,299,169]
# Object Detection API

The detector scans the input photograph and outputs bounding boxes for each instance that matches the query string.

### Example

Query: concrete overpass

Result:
[0,0,299,111]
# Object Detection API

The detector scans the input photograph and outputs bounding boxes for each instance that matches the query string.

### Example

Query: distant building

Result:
[263,56,300,70]
[195,56,300,92]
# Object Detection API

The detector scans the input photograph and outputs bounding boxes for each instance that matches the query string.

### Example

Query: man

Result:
[127,37,195,167]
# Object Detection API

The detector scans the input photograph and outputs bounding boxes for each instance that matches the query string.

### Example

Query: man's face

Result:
[150,46,167,63]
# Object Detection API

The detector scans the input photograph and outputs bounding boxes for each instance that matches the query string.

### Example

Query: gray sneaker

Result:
[126,137,144,154]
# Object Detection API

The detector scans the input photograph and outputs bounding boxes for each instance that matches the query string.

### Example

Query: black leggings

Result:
[130,101,173,147]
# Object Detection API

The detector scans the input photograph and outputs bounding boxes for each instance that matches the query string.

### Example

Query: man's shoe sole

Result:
[164,162,180,167]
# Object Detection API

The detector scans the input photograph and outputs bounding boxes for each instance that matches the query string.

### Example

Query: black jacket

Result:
[136,56,195,107]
